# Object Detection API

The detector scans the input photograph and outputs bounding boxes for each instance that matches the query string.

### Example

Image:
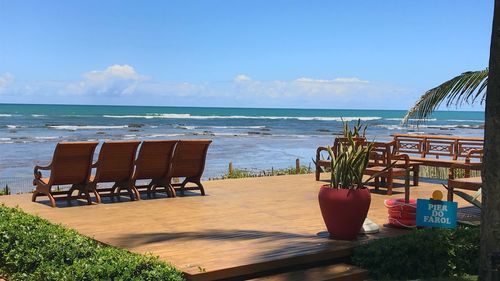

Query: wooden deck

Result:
[0,174,474,280]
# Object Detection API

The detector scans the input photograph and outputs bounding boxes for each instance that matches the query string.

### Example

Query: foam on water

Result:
[48,125,129,130]
[103,114,381,121]
[384,118,437,122]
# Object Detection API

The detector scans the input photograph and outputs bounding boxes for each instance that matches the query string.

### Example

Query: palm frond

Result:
[401,69,488,125]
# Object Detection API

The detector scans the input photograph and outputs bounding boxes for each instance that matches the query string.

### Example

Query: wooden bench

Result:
[32,139,212,206]
[392,134,483,185]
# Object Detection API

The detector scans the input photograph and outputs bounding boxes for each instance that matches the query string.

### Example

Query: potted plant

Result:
[318,122,374,240]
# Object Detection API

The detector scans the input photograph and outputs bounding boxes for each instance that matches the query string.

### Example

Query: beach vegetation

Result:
[213,164,313,180]
[352,226,479,280]
[0,185,10,196]
[0,204,184,281]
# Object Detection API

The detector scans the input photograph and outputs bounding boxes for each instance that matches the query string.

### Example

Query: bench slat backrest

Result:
[50,142,99,185]
[94,141,141,182]
[456,139,484,160]
[134,140,177,180]
[392,134,484,161]
[170,140,212,178]
[393,135,425,157]
[424,138,456,159]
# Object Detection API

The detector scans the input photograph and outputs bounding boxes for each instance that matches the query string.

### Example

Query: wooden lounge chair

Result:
[133,140,178,198]
[86,141,141,202]
[447,162,482,201]
[32,141,99,207]
[170,140,212,196]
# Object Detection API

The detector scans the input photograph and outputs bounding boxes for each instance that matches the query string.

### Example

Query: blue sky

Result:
[0,0,494,109]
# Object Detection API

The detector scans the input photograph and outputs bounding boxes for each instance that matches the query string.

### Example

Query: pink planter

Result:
[318,185,371,240]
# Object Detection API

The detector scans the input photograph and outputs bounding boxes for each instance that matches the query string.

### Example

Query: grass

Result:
[0,204,184,281]
[211,164,313,180]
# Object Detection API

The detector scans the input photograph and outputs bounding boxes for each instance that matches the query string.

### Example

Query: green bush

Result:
[0,205,184,281]
[352,227,479,280]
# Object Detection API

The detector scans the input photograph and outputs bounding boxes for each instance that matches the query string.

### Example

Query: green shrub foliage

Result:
[352,227,479,280]
[0,205,184,281]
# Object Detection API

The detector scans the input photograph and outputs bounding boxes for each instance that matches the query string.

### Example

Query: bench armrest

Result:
[316,146,331,160]
[33,163,52,181]
[465,149,483,161]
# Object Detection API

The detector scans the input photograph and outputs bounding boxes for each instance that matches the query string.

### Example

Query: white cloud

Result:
[0,67,414,109]
[66,64,149,96]
[234,74,252,82]
[0,73,14,94]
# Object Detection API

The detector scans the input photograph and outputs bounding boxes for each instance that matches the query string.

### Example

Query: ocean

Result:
[0,103,485,193]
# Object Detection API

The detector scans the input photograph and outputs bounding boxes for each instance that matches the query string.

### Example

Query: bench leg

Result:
[315,167,320,181]
[413,166,420,186]
[32,183,56,207]
[447,187,454,201]
[386,176,393,195]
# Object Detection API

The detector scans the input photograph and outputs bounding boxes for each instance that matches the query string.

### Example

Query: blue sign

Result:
[416,199,457,228]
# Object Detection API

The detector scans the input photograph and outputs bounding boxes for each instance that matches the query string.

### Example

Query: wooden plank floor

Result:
[0,174,473,280]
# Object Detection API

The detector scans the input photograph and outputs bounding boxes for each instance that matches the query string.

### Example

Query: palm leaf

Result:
[402,69,488,125]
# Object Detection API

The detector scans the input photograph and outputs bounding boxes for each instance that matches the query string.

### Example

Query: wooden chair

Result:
[86,141,141,203]
[170,140,212,196]
[447,157,482,202]
[133,140,178,198]
[32,142,99,207]
[315,137,366,181]
[364,141,410,195]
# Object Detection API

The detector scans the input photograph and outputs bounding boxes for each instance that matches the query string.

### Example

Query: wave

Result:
[0,114,12,117]
[377,124,484,130]
[6,125,18,129]
[147,133,185,138]
[31,114,46,117]
[447,119,484,123]
[104,114,381,121]
[175,125,267,130]
[176,125,196,130]
[385,118,437,122]
[35,136,59,140]
[48,125,129,130]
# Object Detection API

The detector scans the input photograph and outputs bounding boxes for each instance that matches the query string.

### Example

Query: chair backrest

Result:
[170,140,212,178]
[49,142,99,185]
[94,141,141,182]
[134,140,177,180]
[332,137,366,156]
[368,141,393,166]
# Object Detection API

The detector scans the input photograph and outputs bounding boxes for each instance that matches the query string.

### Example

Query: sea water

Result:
[0,103,484,192]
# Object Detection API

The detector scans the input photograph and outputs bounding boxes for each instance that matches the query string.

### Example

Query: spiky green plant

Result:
[342,119,367,138]
[326,133,374,189]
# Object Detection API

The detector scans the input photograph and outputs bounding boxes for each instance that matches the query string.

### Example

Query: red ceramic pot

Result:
[318,185,371,240]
